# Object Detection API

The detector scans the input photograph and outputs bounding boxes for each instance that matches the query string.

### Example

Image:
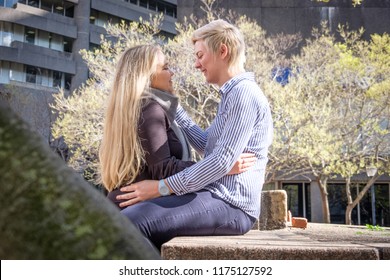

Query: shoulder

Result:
[142,99,166,119]
[224,80,271,117]
[139,99,170,130]
[229,79,265,103]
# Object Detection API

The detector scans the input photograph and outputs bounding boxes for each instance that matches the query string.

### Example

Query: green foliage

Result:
[269,23,390,223]
[271,23,390,182]
[365,224,384,231]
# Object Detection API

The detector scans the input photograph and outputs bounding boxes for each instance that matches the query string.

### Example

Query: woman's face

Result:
[194,40,220,85]
[151,50,174,93]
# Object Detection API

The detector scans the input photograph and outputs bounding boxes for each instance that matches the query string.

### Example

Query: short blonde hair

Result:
[192,19,246,71]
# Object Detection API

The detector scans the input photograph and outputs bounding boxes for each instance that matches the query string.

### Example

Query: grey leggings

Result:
[121,190,256,250]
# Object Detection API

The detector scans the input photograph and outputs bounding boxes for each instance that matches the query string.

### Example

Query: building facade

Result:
[177,0,390,41]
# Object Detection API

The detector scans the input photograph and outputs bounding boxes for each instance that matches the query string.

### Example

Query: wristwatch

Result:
[158,179,170,196]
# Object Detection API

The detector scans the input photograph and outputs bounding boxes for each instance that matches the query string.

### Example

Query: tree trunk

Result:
[318,176,331,223]
[345,175,379,226]
[345,177,353,225]
[0,104,160,259]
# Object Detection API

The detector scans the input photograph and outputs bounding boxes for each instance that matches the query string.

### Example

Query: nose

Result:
[194,59,201,69]
[169,69,174,76]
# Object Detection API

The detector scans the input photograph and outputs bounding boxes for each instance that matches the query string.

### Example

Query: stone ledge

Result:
[161,223,390,260]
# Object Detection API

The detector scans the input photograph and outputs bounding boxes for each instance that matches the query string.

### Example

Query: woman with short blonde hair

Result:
[192,19,246,73]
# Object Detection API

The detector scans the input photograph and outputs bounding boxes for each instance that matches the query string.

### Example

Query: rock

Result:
[258,190,287,230]
[0,103,160,260]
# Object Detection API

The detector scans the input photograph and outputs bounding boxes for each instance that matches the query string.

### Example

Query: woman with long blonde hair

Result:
[100,44,254,208]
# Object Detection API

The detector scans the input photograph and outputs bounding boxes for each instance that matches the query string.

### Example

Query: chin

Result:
[206,78,215,84]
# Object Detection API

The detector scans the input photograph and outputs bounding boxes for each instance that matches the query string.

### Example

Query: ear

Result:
[220,44,229,60]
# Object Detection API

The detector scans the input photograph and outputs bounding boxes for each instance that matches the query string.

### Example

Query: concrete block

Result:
[259,190,287,230]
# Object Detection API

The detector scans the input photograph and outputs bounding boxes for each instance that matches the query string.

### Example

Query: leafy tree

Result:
[270,23,390,223]
[270,24,344,223]
[332,29,390,224]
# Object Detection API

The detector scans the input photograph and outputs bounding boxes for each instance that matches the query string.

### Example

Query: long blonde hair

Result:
[99,45,160,192]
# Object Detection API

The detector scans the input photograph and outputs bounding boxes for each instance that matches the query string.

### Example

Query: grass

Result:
[365,224,384,231]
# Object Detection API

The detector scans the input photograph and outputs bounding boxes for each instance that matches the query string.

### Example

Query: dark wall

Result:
[178,0,390,40]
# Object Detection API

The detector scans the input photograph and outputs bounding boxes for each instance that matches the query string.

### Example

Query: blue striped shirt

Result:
[166,72,273,218]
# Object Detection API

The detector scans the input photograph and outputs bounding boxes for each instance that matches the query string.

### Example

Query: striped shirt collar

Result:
[219,72,255,96]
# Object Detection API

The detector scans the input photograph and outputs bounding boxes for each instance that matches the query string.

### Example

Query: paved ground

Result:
[161,223,390,260]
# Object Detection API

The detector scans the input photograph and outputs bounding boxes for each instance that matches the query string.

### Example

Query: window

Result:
[282,183,311,219]
[27,0,38,8]
[41,0,52,12]
[139,0,147,8]
[63,37,72,52]
[53,71,62,88]
[355,184,390,227]
[1,0,17,7]
[149,0,157,11]
[328,184,348,224]
[24,66,69,88]
[25,65,37,84]
[64,2,74,17]
[1,22,13,46]
[49,33,62,51]
[89,10,97,24]
[89,43,100,52]
[165,4,176,18]
[157,2,165,13]
[64,73,71,90]
[25,27,35,44]
[3,0,18,7]
[18,0,74,17]
[375,184,390,226]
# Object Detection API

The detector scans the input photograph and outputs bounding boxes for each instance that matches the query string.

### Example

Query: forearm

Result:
[148,157,195,180]
[175,105,207,154]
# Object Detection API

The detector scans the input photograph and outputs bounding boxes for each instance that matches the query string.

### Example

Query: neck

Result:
[217,67,245,87]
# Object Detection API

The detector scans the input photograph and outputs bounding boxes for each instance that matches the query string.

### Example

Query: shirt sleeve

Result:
[167,83,263,195]
[139,101,195,180]
[175,105,208,155]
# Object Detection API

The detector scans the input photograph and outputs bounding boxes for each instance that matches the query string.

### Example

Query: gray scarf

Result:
[148,88,192,161]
